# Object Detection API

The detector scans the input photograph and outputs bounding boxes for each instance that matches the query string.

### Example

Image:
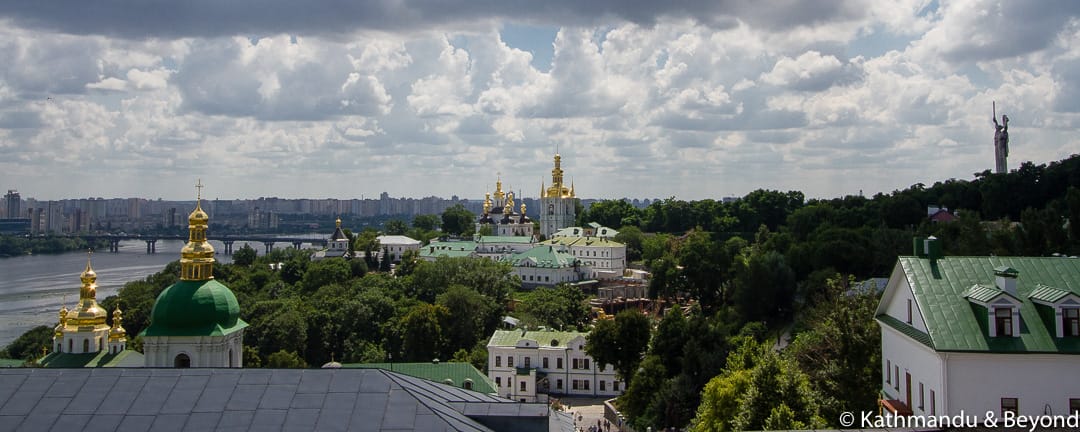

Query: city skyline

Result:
[2,2,1080,200]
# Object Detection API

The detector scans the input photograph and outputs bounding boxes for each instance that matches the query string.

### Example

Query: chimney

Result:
[912,236,942,260]
[994,266,1019,296]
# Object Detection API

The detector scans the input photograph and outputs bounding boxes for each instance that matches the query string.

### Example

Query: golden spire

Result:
[507,192,515,211]
[540,181,545,198]
[79,250,97,300]
[109,304,127,341]
[181,179,215,281]
[336,217,342,228]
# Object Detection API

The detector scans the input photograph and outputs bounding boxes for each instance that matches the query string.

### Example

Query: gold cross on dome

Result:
[195,179,204,201]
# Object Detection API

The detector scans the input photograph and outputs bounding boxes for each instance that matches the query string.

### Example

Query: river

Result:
[0,237,321,347]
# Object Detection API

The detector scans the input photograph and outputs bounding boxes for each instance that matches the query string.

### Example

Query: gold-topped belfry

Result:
[539,153,577,237]
[180,179,215,281]
[51,250,113,354]
[476,177,534,238]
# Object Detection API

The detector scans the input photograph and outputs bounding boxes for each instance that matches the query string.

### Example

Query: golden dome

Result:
[335,217,342,228]
[79,253,97,286]
[181,179,215,281]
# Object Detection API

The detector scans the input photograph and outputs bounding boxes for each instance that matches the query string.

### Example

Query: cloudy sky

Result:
[1,0,1078,201]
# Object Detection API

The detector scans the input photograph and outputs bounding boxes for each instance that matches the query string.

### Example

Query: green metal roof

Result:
[541,237,623,248]
[0,359,26,368]
[142,279,248,337]
[419,242,477,258]
[487,330,587,349]
[1029,284,1073,303]
[501,246,576,268]
[39,349,145,368]
[342,362,497,394]
[897,256,1080,353]
[476,236,535,244]
[875,314,933,348]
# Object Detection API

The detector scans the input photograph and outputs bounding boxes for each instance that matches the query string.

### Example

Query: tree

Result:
[585,309,651,387]
[242,345,262,368]
[441,204,474,236]
[384,219,408,235]
[266,350,307,368]
[436,285,501,354]
[614,225,645,262]
[733,250,796,324]
[2,325,51,361]
[786,275,881,425]
[232,244,257,267]
[582,200,641,229]
[395,248,420,277]
[620,355,668,429]
[520,284,590,330]
[412,214,441,232]
[397,303,451,361]
[380,246,393,272]
[300,258,351,292]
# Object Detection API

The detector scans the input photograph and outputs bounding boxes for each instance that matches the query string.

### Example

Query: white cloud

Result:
[1,6,1080,201]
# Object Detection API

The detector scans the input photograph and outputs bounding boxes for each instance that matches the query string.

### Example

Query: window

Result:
[56,343,61,353]
[894,366,899,391]
[919,382,924,410]
[572,380,579,390]
[557,379,563,390]
[543,357,549,369]
[68,339,72,353]
[496,356,501,367]
[572,358,579,369]
[175,353,191,368]
[1070,399,1080,415]
[583,359,590,370]
[1066,309,1080,337]
[1001,398,1018,416]
[83,339,89,353]
[930,390,936,415]
[508,356,514,367]
[464,380,473,390]
[520,381,526,392]
[613,381,619,391]
[557,358,563,369]
[600,381,606,391]
[496,377,502,387]
[907,299,913,324]
[583,380,590,390]
[525,357,531,368]
[995,308,1014,336]
[886,360,891,384]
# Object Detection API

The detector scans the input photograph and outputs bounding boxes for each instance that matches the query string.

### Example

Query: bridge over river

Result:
[67,234,328,254]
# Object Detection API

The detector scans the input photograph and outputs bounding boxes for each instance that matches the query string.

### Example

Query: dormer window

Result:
[1065,308,1080,337]
[995,308,1014,337]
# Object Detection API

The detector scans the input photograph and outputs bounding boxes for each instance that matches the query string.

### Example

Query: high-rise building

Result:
[3,190,19,219]
[539,154,577,238]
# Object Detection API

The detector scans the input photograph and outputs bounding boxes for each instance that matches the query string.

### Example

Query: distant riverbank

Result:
[0,235,108,258]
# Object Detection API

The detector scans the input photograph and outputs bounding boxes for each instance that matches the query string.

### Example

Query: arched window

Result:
[463,379,474,390]
[82,339,89,353]
[175,353,191,368]
[68,339,72,353]
[229,349,234,368]
[56,343,61,353]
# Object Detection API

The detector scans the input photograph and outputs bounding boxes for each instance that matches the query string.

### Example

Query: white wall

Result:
[946,353,1080,417]
[883,277,928,333]
[880,324,944,415]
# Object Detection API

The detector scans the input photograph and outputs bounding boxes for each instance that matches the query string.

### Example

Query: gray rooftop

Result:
[0,368,567,432]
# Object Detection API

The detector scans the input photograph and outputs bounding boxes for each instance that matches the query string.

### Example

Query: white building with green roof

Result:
[541,236,626,280]
[500,246,578,288]
[487,329,622,402]
[141,188,247,368]
[876,236,1080,419]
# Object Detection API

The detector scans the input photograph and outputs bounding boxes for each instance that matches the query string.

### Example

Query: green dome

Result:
[142,280,247,337]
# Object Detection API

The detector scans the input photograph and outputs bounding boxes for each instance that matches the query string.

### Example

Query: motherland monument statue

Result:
[993,101,1009,174]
